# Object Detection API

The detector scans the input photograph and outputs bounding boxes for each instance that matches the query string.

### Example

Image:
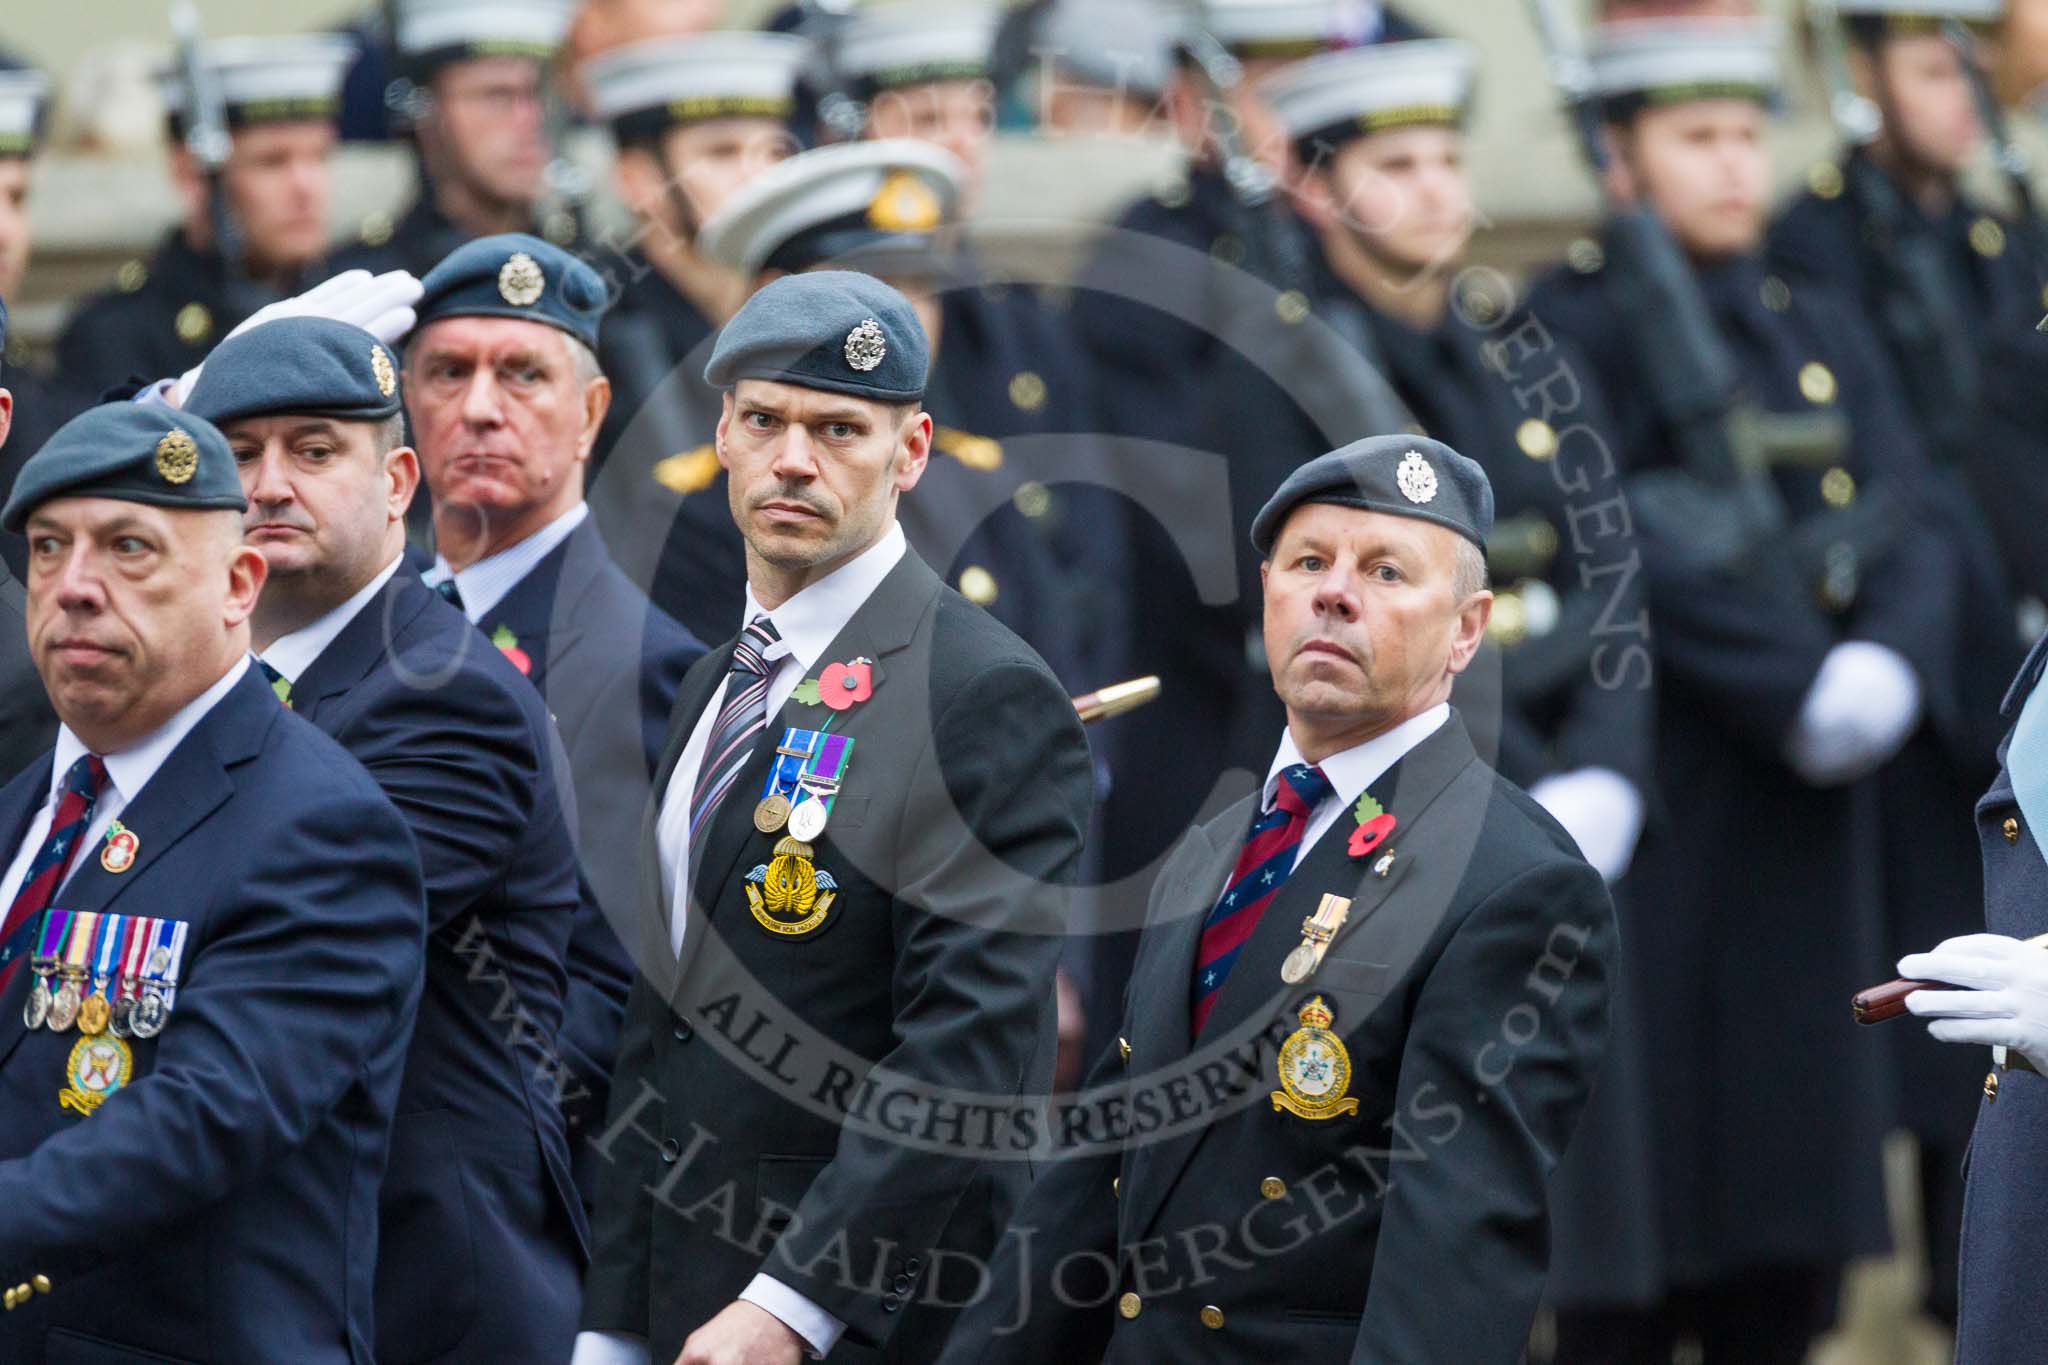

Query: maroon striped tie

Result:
[0,755,109,995]
[1190,763,1332,1037]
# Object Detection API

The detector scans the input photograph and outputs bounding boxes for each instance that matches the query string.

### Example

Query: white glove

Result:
[1783,641,1923,786]
[164,269,425,408]
[1900,933,2048,1075]
[1529,766,1646,883]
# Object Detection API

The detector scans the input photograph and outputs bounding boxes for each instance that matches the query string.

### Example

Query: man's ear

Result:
[1292,165,1341,234]
[0,387,13,452]
[895,409,932,492]
[577,373,612,461]
[714,389,735,469]
[385,445,421,521]
[1600,124,1639,205]
[1445,589,1494,677]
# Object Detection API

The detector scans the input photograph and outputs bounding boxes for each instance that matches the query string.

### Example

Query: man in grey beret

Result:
[0,401,424,1363]
[943,434,1615,1364]
[183,314,594,1363]
[576,269,1092,1365]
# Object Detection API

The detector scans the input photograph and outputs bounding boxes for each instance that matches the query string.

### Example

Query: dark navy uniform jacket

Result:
[0,569,52,786]
[1955,631,2048,1361]
[287,566,589,1364]
[941,713,1614,1364]
[1528,250,1967,1290]
[472,516,703,1203]
[54,229,301,401]
[0,663,425,1364]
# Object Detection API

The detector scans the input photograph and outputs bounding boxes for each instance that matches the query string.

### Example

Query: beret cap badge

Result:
[155,429,199,485]
[498,251,546,307]
[844,318,887,373]
[1396,451,1438,505]
[370,345,397,398]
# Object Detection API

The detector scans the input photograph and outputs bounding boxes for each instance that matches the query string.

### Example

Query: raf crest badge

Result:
[1272,996,1360,1121]
[845,318,887,373]
[155,429,199,485]
[498,251,546,307]
[745,836,840,938]
[1395,451,1437,505]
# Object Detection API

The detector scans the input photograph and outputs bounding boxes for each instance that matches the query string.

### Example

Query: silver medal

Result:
[1280,943,1319,985]
[131,990,166,1039]
[788,797,829,843]
[23,975,49,1030]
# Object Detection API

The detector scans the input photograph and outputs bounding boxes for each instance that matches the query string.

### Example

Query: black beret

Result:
[415,233,608,351]
[2,403,246,533]
[705,271,929,404]
[1250,434,1495,555]
[186,316,404,427]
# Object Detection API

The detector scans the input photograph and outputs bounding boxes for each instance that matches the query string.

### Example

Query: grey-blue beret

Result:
[415,233,608,352]
[1251,434,1495,554]
[2,403,246,533]
[705,271,929,404]
[186,316,404,427]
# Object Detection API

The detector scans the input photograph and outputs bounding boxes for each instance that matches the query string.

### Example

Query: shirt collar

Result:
[51,656,254,807]
[742,522,907,673]
[1263,702,1451,814]
[259,554,404,685]
[426,501,589,623]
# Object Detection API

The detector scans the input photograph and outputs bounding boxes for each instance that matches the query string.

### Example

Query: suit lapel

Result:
[0,667,274,1073]
[480,524,591,691]
[292,570,434,720]
[0,760,55,1067]
[673,553,940,979]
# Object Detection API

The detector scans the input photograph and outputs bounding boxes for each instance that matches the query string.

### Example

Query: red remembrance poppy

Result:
[1348,812,1397,859]
[819,660,873,711]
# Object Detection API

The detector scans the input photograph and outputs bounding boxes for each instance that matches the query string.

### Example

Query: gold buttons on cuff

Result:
[1260,1176,1286,1200]
[1118,1291,1143,1319]
[2005,817,2021,844]
[1987,1070,2001,1101]
[4,1288,15,1310]
[1200,1305,1226,1330]
[1118,1036,1132,1064]
[29,1276,48,1295]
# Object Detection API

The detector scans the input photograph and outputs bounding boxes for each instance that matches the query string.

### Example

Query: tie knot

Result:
[63,754,107,801]
[433,578,464,608]
[1274,764,1332,819]
[732,615,782,677]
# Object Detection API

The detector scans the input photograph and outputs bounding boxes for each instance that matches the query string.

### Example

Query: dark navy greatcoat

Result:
[1527,249,1971,1294]
[288,566,589,1364]
[0,663,425,1364]
[1953,630,2048,1362]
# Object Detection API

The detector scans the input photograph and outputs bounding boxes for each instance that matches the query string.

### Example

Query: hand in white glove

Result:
[1529,766,1646,883]
[1784,640,1923,786]
[162,269,425,408]
[1900,933,2048,1075]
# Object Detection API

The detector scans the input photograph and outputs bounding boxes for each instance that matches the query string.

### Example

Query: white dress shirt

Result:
[422,501,588,623]
[573,523,908,1365]
[1260,703,1450,870]
[0,657,252,910]
[258,555,403,685]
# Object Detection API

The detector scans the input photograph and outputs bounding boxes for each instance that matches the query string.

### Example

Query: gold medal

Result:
[754,794,792,835]
[1272,996,1361,1121]
[78,992,110,1036]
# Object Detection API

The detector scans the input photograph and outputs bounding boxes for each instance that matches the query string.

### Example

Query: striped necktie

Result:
[1191,763,1333,1037]
[687,615,783,871]
[434,578,464,612]
[0,755,109,994]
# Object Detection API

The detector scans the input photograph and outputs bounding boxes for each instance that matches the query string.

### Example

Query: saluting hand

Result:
[675,1302,806,1365]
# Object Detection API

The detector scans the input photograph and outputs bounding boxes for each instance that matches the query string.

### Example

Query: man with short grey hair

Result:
[944,434,1615,1363]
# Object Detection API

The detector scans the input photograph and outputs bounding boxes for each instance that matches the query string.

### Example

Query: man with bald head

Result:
[0,402,423,1363]
[944,436,1615,1363]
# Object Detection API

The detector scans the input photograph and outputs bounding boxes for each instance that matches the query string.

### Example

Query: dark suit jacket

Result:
[290,567,589,1364]
[0,570,55,786]
[1954,630,2048,1360]
[942,712,1614,1364]
[0,664,424,1364]
[474,517,703,1201]
[581,548,1093,1363]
